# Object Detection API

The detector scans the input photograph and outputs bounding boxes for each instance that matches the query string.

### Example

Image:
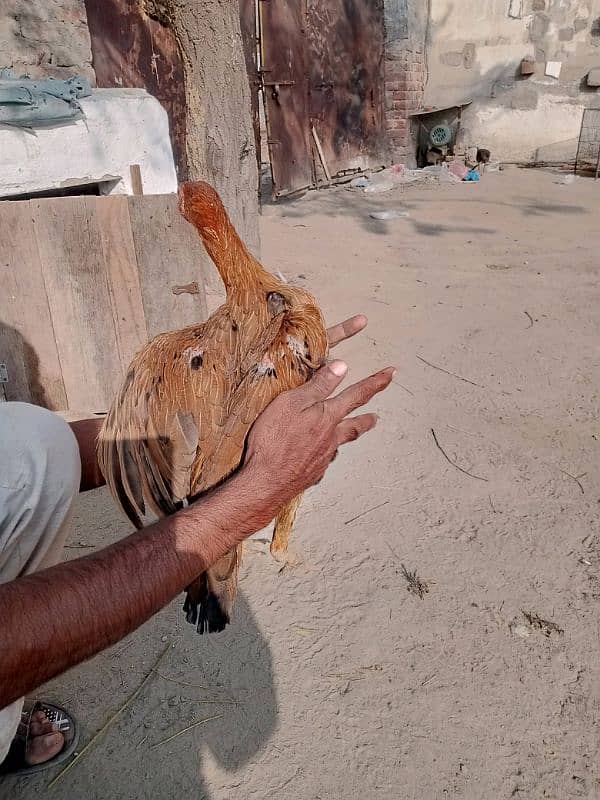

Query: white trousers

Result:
[0,402,80,763]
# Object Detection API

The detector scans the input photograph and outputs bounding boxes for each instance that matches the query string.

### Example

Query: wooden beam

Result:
[311,125,332,186]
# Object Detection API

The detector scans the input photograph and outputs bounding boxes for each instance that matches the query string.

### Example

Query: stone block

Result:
[587,68,600,87]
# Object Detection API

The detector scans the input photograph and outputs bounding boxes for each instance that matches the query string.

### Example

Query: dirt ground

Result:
[7,168,600,799]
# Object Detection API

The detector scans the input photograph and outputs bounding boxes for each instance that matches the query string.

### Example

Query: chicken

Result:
[98,181,328,634]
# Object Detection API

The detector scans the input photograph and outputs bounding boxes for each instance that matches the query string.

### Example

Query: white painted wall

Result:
[460,94,586,163]
[422,0,600,162]
[0,89,178,198]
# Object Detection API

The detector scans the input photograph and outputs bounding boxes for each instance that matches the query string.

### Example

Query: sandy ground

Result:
[6,168,600,799]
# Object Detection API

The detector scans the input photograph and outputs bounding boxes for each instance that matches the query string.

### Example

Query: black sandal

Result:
[0,700,79,776]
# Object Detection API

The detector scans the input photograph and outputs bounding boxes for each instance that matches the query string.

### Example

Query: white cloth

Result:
[0,402,80,764]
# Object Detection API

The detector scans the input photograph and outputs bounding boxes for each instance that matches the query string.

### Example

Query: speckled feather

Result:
[98,182,328,634]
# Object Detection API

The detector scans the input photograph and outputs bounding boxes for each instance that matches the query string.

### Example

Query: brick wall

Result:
[383,0,427,165]
[384,46,426,164]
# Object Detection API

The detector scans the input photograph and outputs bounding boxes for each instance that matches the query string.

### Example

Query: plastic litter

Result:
[448,160,470,180]
[369,209,410,220]
[350,161,474,192]
[364,180,395,194]
[421,165,442,176]
[440,163,461,183]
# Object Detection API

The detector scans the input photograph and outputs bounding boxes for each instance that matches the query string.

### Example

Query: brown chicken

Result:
[98,181,328,634]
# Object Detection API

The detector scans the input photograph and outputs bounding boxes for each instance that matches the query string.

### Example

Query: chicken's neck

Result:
[197,226,275,302]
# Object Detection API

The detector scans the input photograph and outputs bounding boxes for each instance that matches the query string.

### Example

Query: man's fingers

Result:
[336,413,379,446]
[327,367,395,419]
[327,315,368,349]
[297,360,348,406]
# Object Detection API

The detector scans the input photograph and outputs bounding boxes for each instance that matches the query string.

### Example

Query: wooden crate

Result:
[0,195,215,413]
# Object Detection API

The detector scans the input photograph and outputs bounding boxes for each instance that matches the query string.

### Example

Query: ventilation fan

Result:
[429,123,452,147]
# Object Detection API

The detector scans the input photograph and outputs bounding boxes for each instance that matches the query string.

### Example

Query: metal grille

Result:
[575,109,600,179]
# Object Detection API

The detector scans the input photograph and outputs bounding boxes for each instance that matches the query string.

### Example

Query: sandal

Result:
[0,700,79,776]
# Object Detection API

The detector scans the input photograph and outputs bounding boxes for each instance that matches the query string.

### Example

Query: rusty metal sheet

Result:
[84,0,187,180]
[260,0,313,197]
[307,0,386,176]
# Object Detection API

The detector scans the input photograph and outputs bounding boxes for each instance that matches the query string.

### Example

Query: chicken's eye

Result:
[190,354,203,370]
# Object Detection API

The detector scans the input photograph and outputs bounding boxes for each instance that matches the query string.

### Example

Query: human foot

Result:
[0,701,78,776]
[22,710,64,765]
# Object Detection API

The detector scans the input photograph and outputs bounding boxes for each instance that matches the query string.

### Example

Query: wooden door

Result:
[260,0,313,197]
[307,0,386,176]
[258,0,386,196]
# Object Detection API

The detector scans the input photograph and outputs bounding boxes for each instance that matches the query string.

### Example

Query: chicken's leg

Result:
[271,494,303,564]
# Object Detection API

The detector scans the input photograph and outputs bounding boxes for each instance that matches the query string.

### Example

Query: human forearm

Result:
[0,466,272,708]
[1,350,392,706]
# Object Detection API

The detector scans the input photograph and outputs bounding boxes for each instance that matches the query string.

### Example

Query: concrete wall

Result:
[0,0,94,82]
[422,0,600,163]
[0,90,178,198]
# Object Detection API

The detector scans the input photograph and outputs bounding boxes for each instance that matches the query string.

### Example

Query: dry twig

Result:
[391,379,415,397]
[344,500,390,525]
[559,468,586,495]
[48,643,171,789]
[150,714,223,749]
[431,428,489,482]
[416,355,482,388]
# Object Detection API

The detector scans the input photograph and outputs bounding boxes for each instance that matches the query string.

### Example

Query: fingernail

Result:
[330,360,348,377]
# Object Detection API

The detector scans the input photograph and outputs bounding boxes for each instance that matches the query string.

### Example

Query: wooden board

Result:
[31,197,124,412]
[0,201,67,408]
[0,195,210,413]
[128,195,209,339]
[93,196,149,373]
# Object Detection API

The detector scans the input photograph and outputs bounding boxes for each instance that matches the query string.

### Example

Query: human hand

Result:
[326,314,367,349]
[243,359,394,510]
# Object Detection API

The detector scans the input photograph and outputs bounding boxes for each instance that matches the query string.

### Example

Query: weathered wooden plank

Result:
[93,195,149,372]
[128,195,209,339]
[0,200,67,408]
[130,164,144,196]
[31,197,122,412]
